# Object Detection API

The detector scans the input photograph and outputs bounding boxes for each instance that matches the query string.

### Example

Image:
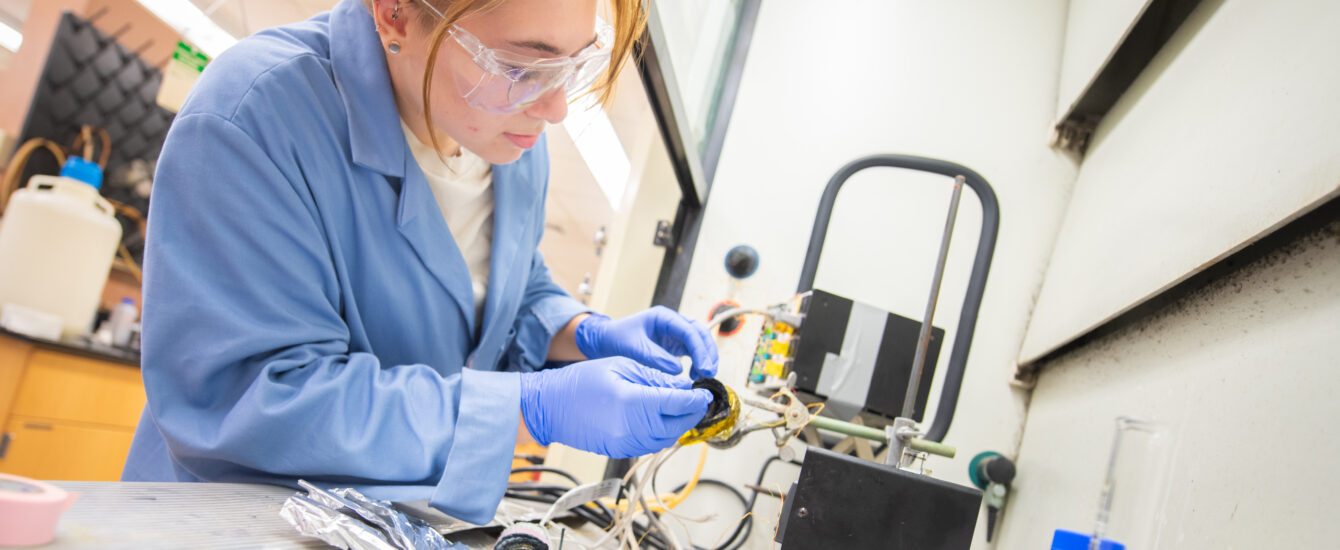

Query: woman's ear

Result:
[372,0,411,37]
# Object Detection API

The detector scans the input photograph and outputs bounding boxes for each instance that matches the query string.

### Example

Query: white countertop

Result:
[44,481,516,549]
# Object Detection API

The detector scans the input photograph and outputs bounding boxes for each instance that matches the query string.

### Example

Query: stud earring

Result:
[388,41,401,54]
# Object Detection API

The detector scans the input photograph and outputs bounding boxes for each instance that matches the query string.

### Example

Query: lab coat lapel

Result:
[476,157,538,363]
[395,154,477,338]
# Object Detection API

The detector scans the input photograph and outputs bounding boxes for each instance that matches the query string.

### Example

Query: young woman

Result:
[122,0,717,524]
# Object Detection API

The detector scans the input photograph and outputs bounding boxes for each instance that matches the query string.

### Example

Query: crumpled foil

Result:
[279,480,466,550]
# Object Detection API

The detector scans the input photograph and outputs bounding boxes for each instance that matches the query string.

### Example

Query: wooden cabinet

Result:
[1,416,135,480]
[0,333,143,480]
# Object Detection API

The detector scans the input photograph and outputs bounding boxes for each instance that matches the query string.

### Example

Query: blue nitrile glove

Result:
[519,357,712,458]
[574,306,719,379]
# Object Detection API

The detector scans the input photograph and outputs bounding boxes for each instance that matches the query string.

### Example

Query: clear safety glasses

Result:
[416,0,614,114]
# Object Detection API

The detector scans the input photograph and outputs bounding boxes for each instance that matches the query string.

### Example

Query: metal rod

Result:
[807,415,886,441]
[902,176,965,419]
[906,437,957,458]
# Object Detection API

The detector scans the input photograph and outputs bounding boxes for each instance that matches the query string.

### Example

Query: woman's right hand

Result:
[519,357,711,458]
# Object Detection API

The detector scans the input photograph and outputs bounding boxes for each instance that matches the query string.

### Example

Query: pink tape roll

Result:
[0,473,79,546]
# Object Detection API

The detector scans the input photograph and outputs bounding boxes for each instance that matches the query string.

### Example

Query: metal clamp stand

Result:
[797,155,1001,451]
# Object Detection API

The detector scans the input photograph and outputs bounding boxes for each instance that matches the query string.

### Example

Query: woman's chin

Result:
[475,140,527,165]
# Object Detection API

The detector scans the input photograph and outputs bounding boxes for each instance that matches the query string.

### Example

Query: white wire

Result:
[591,446,685,550]
[706,308,770,329]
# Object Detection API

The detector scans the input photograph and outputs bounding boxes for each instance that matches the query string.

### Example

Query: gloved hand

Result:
[520,357,712,458]
[574,306,719,379]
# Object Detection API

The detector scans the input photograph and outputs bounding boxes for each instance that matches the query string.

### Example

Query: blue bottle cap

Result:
[60,157,103,189]
[1051,530,1125,550]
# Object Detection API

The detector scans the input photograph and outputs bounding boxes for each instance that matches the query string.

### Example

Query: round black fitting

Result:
[724,245,759,279]
[693,378,732,430]
[984,455,1016,485]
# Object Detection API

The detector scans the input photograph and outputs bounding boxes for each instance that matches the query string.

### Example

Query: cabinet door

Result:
[0,416,134,481]
[11,350,144,428]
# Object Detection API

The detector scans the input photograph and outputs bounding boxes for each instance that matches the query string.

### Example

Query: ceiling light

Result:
[0,20,21,52]
[136,0,238,58]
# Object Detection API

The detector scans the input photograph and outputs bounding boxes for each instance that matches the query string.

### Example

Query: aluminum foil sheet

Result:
[280,480,466,550]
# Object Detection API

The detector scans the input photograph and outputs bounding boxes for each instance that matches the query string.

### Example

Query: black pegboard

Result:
[16,11,175,262]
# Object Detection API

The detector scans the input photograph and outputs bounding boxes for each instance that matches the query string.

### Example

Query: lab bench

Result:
[43,481,572,549]
[0,329,143,481]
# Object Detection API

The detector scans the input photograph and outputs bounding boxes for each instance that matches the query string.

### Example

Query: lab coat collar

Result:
[332,0,545,359]
[331,0,478,334]
[330,0,404,178]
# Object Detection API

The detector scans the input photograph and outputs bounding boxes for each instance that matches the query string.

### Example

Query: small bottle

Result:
[109,297,138,347]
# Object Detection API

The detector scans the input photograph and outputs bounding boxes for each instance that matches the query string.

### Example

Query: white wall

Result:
[1020,0,1340,362]
[996,2,1340,547]
[539,125,612,296]
[663,1,1076,548]
[997,217,1340,549]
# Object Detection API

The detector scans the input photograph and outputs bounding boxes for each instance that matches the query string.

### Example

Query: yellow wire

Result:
[661,443,707,509]
[605,443,708,514]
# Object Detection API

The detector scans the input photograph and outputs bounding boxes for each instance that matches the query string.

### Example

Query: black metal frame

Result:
[796,155,1001,443]
[1054,0,1205,154]
[640,0,761,310]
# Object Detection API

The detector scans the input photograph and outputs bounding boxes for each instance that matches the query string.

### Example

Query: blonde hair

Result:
[370,0,647,155]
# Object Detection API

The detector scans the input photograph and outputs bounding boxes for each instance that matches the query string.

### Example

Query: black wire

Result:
[710,456,801,550]
[505,483,578,494]
[667,479,750,550]
[502,486,672,550]
[513,453,546,465]
[510,466,583,486]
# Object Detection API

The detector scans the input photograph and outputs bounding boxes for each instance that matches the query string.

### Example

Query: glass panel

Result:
[653,0,746,159]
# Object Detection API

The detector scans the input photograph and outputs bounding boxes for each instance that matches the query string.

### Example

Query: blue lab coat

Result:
[121,0,589,525]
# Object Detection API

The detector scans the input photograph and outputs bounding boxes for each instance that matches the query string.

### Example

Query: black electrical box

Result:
[791,290,944,420]
[776,448,980,549]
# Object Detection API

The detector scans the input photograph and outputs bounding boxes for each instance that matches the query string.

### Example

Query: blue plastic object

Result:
[1051,529,1125,550]
[60,157,103,189]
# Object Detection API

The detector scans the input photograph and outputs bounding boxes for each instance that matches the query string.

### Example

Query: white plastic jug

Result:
[0,162,123,337]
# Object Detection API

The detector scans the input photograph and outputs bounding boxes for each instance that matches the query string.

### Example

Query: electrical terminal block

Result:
[747,294,806,386]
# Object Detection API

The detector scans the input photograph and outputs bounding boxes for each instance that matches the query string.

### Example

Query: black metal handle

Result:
[796,155,1000,443]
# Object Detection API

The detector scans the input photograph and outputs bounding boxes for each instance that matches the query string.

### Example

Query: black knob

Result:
[724,245,759,279]
[983,456,1016,485]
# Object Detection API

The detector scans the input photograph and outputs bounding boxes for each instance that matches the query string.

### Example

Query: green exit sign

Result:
[171,41,210,73]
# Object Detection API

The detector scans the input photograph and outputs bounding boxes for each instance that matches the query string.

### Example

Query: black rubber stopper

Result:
[984,456,1016,485]
[693,378,732,430]
[724,245,759,279]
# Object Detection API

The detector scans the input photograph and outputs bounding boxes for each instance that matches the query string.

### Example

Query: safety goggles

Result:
[417,0,614,114]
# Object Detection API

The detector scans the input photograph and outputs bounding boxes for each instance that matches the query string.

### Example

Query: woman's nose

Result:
[524,87,569,124]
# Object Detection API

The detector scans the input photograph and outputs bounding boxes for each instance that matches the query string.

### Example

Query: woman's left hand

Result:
[573,306,719,379]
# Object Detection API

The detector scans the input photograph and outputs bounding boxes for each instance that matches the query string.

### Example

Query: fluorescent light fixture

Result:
[136,0,238,58]
[564,97,631,210]
[0,20,22,52]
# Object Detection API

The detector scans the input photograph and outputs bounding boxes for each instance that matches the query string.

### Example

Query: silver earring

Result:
[392,6,400,20]
[388,41,401,54]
